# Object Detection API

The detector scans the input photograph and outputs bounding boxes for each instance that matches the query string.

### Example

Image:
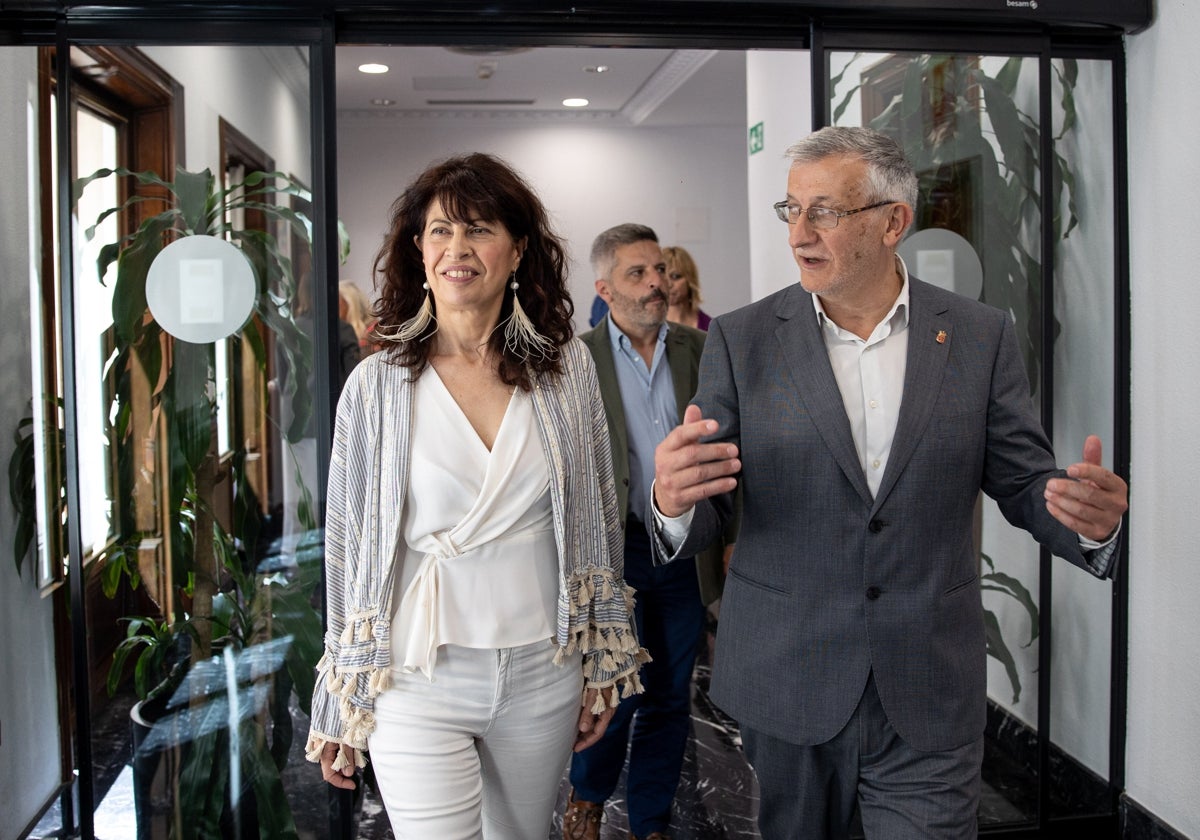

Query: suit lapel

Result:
[775,286,874,506]
[583,318,631,513]
[665,326,697,422]
[871,279,952,514]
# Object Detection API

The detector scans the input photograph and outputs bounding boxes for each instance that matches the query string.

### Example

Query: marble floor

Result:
[36,635,1040,840]
[316,657,762,840]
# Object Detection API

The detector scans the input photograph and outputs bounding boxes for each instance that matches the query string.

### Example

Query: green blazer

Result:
[580,316,728,605]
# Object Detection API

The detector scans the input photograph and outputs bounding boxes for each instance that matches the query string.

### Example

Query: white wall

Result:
[335,116,751,330]
[0,47,63,839]
[1125,0,1200,834]
[141,46,311,183]
[745,50,813,301]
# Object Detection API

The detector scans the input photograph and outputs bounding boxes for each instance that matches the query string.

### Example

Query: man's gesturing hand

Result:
[1044,434,1128,542]
[653,404,740,518]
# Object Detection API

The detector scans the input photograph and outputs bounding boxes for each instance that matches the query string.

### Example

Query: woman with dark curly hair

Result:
[307,152,647,839]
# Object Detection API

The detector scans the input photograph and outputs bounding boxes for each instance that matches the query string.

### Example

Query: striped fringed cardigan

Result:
[306,338,649,770]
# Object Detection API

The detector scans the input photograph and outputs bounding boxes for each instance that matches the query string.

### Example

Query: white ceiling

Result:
[335,45,747,126]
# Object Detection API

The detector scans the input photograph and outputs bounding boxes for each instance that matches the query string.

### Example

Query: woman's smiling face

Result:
[415,198,523,319]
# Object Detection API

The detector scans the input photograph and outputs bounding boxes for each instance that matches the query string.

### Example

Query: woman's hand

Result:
[574,687,618,752]
[319,740,359,790]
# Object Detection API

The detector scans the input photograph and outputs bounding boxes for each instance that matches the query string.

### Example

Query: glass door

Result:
[49,38,337,840]
[823,43,1122,833]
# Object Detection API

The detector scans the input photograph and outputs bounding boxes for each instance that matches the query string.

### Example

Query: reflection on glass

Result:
[57,43,330,837]
[832,52,1047,395]
[830,49,1117,821]
[74,106,120,555]
[831,51,1049,827]
[1048,56,1116,810]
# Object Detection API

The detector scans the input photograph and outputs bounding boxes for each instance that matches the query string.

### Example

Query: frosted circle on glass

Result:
[145,235,256,344]
[898,227,983,301]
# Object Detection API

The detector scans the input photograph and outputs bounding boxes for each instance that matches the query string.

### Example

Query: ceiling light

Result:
[358,63,389,74]
[585,65,610,74]
[371,98,396,107]
[562,98,589,108]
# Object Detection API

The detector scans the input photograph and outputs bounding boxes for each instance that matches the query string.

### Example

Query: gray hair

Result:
[784,127,918,210]
[590,223,659,279]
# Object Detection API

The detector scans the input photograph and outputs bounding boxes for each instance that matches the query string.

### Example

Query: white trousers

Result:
[368,640,583,840]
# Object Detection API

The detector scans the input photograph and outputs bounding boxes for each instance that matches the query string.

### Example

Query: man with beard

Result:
[564,223,723,840]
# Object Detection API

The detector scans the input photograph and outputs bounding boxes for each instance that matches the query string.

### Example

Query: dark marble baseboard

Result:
[985,701,1115,819]
[1120,796,1191,840]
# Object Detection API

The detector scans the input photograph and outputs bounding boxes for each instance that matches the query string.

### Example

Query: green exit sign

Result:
[748,121,764,155]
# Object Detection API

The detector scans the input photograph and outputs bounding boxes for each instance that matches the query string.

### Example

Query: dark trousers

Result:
[569,518,705,837]
[740,672,984,840]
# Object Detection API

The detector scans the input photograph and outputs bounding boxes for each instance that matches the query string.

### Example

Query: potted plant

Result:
[68,163,343,838]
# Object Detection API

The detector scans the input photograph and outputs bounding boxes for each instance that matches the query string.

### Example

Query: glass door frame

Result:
[7,5,1128,839]
[812,25,1131,838]
[38,14,341,840]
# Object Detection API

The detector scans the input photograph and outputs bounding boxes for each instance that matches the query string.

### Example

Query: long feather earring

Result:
[504,272,555,360]
[379,281,437,343]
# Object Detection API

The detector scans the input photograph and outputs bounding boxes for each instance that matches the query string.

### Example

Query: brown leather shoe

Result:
[562,789,604,840]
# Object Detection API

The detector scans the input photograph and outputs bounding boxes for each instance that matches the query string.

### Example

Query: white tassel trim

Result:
[304,731,367,771]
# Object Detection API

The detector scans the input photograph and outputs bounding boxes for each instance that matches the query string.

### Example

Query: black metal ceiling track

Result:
[814,20,1130,57]
[2,0,1152,46]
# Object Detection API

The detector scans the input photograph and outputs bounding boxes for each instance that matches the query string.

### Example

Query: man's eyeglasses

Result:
[772,200,897,228]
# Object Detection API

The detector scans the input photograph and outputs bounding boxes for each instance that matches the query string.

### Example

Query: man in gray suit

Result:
[564,223,721,840]
[651,127,1128,839]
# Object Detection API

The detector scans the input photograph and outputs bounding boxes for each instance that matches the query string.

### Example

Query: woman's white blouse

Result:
[390,368,559,679]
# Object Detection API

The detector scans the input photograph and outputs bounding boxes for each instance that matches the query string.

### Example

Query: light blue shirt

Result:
[607,319,678,524]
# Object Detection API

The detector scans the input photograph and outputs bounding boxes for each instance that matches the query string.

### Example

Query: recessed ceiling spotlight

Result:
[358,63,389,74]
[563,98,589,108]
[585,65,610,74]
[371,98,396,106]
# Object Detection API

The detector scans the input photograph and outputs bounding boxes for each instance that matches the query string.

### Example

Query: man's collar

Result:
[811,254,911,333]
[607,316,669,352]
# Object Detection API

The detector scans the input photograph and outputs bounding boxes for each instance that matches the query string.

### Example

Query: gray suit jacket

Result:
[582,316,726,606]
[668,278,1109,752]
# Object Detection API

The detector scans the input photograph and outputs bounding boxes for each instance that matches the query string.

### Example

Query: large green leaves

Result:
[8,412,38,576]
[8,401,67,580]
[836,53,1082,401]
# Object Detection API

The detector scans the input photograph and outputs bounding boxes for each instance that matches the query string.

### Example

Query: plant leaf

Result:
[240,719,301,839]
[169,341,215,474]
[984,608,1022,703]
[173,167,215,234]
[110,213,175,345]
[982,570,1039,645]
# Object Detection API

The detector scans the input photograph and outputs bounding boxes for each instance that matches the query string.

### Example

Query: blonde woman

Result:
[338,279,378,352]
[662,245,711,331]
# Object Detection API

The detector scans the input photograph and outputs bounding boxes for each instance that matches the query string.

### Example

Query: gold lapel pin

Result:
[936,330,948,344]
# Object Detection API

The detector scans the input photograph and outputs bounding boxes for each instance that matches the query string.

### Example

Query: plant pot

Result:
[129,696,259,840]
[129,695,176,840]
